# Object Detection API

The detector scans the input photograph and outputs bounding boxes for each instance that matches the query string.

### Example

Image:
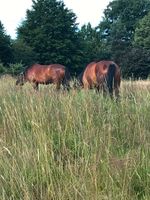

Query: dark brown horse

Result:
[82,60,121,98]
[16,64,70,90]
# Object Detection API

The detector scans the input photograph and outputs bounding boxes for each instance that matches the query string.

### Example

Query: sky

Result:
[0,0,110,39]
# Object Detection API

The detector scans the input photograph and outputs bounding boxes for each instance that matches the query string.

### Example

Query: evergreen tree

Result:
[0,21,13,65]
[134,12,150,49]
[128,12,150,79]
[12,39,37,66]
[17,0,82,73]
[79,23,111,68]
[98,0,150,77]
[120,47,150,79]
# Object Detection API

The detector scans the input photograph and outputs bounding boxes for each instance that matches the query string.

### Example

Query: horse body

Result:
[82,60,121,98]
[16,64,70,90]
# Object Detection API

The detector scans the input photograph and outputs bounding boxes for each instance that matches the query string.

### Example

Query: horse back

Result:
[96,60,120,76]
[96,60,121,88]
[25,64,66,83]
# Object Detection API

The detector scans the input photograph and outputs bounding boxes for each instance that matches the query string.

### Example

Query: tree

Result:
[0,21,13,65]
[99,0,150,45]
[17,0,82,73]
[134,12,150,49]
[12,39,37,66]
[98,0,150,77]
[121,47,150,79]
[128,12,150,79]
[79,23,111,69]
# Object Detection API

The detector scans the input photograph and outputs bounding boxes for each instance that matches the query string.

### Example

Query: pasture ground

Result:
[0,76,150,200]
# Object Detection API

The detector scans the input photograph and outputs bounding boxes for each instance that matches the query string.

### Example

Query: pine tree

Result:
[98,0,150,77]
[0,21,13,65]
[17,0,82,72]
[79,23,110,65]
[134,12,150,49]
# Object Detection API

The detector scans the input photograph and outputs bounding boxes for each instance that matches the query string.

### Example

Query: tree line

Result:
[0,0,150,78]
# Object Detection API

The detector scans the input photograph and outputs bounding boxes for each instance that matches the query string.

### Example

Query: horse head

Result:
[16,72,25,86]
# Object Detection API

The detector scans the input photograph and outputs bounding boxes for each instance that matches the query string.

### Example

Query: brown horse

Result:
[16,64,70,90]
[82,60,121,98]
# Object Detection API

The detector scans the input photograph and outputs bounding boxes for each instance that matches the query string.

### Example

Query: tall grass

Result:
[0,76,150,200]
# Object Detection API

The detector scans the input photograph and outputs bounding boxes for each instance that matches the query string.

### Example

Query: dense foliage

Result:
[134,11,150,49]
[17,0,83,73]
[0,0,150,78]
[0,21,13,72]
[98,0,150,78]
[79,23,111,65]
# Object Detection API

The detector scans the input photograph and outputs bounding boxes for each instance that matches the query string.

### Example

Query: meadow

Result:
[0,76,150,200]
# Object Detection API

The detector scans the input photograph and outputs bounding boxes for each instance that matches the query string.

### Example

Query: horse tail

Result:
[65,67,71,81]
[62,67,71,90]
[106,63,116,95]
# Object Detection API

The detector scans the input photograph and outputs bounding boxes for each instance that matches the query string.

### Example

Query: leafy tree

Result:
[121,47,150,79]
[79,23,111,69]
[0,62,7,74]
[0,21,13,65]
[129,12,150,79]
[12,39,37,66]
[7,63,25,76]
[17,0,82,73]
[134,12,150,49]
[98,0,150,77]
[99,0,150,45]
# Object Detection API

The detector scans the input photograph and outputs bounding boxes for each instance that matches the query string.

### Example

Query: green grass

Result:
[0,76,150,200]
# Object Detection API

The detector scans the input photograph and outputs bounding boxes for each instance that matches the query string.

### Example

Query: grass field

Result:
[0,76,150,200]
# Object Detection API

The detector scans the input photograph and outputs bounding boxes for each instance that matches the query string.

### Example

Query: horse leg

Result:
[33,82,39,91]
[83,79,90,90]
[84,83,90,90]
[95,85,100,93]
[62,76,70,91]
[114,85,120,101]
[103,79,113,98]
[97,76,108,96]
[56,82,61,90]
[109,88,114,99]
[95,83,103,93]
[102,85,108,98]
[114,77,121,101]
[62,81,70,91]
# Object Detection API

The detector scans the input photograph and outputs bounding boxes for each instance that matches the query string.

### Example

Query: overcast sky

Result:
[0,0,110,39]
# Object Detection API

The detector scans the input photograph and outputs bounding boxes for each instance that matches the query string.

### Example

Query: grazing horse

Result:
[16,64,70,90]
[82,60,121,98]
